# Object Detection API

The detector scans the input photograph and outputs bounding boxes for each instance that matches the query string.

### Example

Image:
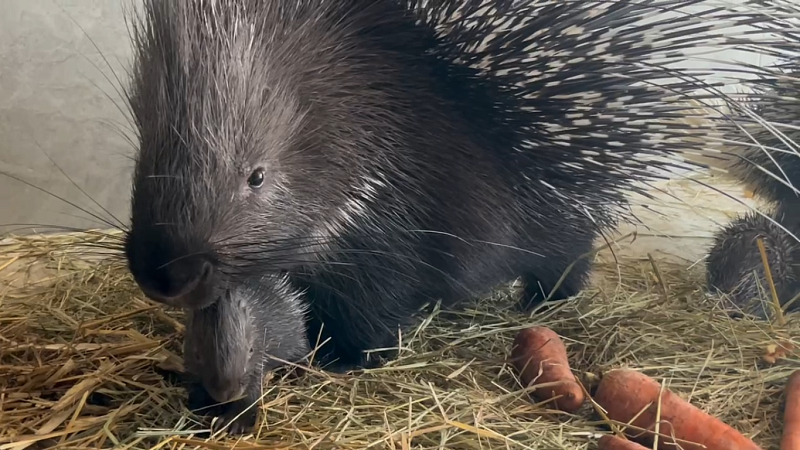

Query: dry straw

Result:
[0,229,796,449]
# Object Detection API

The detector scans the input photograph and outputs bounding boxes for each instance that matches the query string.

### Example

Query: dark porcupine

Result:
[182,274,309,434]
[706,206,800,319]
[123,0,787,386]
[703,1,800,319]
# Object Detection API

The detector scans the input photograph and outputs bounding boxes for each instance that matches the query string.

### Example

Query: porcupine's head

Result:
[705,208,800,319]
[123,0,439,310]
[183,275,309,404]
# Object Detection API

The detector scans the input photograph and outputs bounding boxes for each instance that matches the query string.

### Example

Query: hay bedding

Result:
[0,230,797,450]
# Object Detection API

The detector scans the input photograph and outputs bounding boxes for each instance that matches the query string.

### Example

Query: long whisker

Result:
[54,2,138,131]
[0,170,120,231]
[33,142,129,231]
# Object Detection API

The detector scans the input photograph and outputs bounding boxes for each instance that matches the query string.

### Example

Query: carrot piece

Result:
[781,370,800,450]
[593,369,761,450]
[509,326,585,413]
[597,435,649,450]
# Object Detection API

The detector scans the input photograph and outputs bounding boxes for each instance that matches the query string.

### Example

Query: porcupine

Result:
[182,274,309,434]
[702,4,800,319]
[121,0,787,431]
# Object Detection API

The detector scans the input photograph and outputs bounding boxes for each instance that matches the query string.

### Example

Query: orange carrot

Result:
[593,369,761,450]
[597,435,649,450]
[781,370,800,450]
[509,326,584,413]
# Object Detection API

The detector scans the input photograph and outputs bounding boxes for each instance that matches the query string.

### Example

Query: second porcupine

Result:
[705,206,800,319]
[702,2,800,319]
[122,0,787,398]
[183,274,309,434]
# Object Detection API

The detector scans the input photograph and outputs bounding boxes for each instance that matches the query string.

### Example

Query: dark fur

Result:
[183,274,309,434]
[718,68,800,206]
[123,0,769,374]
[704,46,800,312]
[706,206,800,319]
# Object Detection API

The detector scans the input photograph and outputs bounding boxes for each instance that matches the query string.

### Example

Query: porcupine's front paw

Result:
[311,333,396,374]
[210,399,258,435]
[320,352,387,374]
[186,383,218,412]
[184,380,235,425]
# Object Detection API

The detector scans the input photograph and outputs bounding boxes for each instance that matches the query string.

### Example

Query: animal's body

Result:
[183,275,308,434]
[702,14,800,317]
[706,206,800,319]
[120,0,793,432]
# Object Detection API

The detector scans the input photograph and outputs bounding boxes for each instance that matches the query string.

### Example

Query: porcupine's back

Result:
[400,0,790,225]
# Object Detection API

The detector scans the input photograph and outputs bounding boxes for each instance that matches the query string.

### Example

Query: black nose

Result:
[125,233,217,309]
[142,256,215,309]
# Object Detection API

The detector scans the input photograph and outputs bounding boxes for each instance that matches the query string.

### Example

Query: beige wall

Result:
[1,1,135,234]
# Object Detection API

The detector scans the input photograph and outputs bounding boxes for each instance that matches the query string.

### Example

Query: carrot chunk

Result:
[510,326,584,413]
[593,369,761,450]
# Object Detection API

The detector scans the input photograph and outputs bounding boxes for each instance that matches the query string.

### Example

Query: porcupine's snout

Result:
[203,372,246,404]
[125,227,217,310]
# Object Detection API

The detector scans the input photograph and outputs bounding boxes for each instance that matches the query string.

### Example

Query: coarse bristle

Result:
[407,0,799,221]
[696,0,800,318]
[704,0,800,209]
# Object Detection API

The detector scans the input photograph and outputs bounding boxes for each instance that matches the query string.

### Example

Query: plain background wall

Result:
[0,0,776,237]
[1,0,136,234]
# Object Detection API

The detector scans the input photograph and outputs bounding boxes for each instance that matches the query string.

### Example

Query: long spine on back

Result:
[703,0,800,207]
[404,0,774,210]
[723,67,800,206]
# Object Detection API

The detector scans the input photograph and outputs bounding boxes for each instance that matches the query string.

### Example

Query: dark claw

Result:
[320,353,386,374]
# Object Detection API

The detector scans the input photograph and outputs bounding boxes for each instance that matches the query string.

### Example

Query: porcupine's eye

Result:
[247,168,266,189]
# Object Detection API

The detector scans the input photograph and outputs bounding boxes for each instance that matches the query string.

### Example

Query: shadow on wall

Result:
[0,0,139,235]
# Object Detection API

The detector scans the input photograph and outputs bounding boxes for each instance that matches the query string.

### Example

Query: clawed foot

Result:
[186,383,228,418]
[317,351,388,374]
[210,400,258,436]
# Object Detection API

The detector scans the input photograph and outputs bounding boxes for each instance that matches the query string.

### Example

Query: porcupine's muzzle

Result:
[125,226,218,310]
[204,373,247,405]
